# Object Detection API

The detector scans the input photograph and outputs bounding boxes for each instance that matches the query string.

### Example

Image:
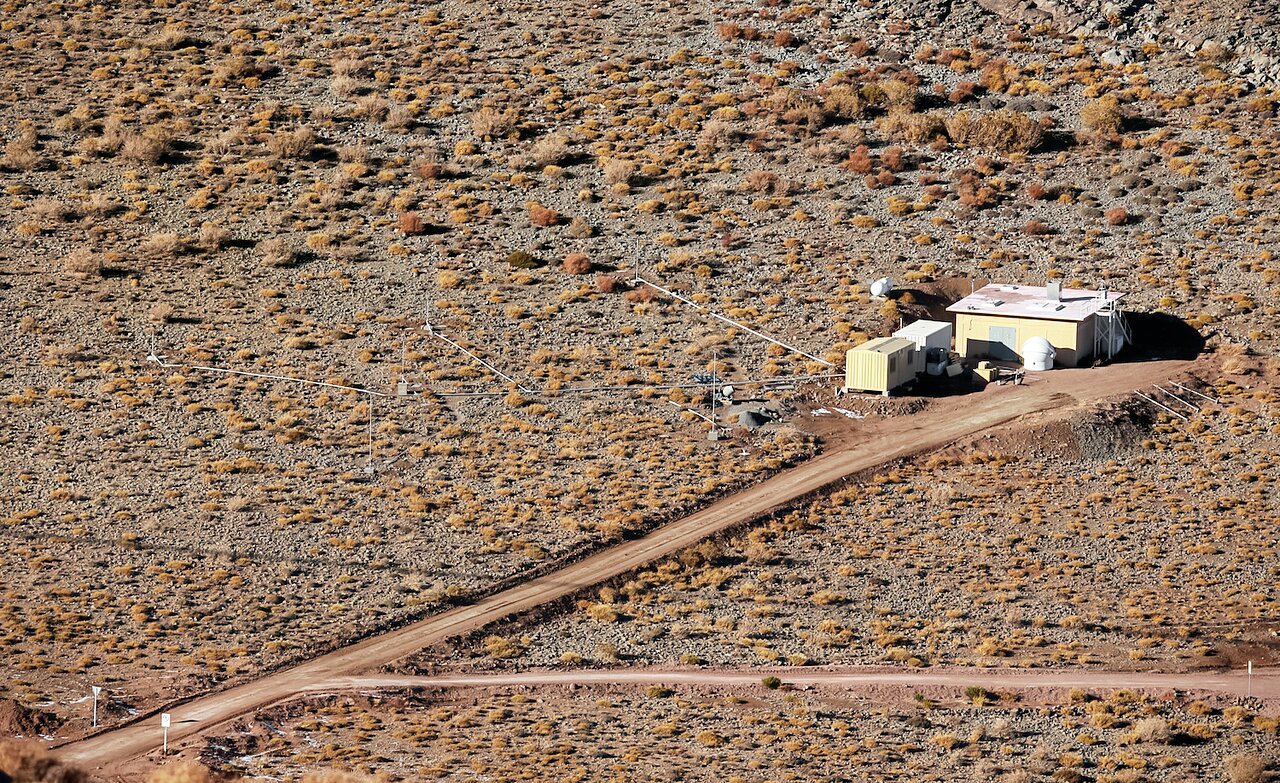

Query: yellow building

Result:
[947,283,1125,368]
[845,337,922,395]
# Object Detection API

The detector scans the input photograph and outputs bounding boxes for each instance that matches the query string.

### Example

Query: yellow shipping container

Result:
[845,337,922,395]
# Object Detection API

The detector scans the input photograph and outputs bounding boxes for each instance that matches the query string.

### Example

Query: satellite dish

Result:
[870,277,894,298]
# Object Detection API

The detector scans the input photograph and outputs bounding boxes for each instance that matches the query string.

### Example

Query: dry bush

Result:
[335,147,366,165]
[742,169,781,193]
[2,136,40,171]
[384,105,413,131]
[624,285,658,303]
[822,86,865,120]
[29,198,72,223]
[596,274,619,293]
[1129,717,1170,743]
[530,134,569,167]
[697,120,735,152]
[1105,206,1130,225]
[62,249,101,278]
[772,30,799,48]
[259,237,296,267]
[332,57,366,77]
[330,75,360,99]
[198,223,231,251]
[843,145,873,174]
[120,133,169,164]
[528,202,559,227]
[471,107,517,139]
[1022,220,1051,236]
[268,127,316,159]
[147,763,215,783]
[0,741,83,783]
[1081,95,1124,137]
[955,171,999,209]
[148,303,177,323]
[880,111,946,144]
[146,25,196,51]
[399,211,427,235]
[949,81,977,104]
[139,232,186,260]
[562,253,591,274]
[767,87,825,132]
[353,95,388,121]
[414,153,442,180]
[601,157,635,185]
[714,22,742,39]
[207,124,249,155]
[83,193,121,219]
[949,110,1043,153]
[300,771,369,783]
[504,250,542,269]
[53,105,93,133]
[879,79,918,112]
[1223,753,1269,783]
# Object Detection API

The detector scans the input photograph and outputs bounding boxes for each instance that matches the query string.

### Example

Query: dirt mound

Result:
[0,699,59,738]
[1069,400,1156,461]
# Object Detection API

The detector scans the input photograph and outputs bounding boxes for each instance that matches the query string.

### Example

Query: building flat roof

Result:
[893,319,952,338]
[946,283,1124,323]
[851,336,917,354]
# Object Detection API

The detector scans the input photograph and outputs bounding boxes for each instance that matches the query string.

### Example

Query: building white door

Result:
[987,325,1018,361]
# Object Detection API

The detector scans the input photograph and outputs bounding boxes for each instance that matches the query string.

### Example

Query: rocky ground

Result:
[418,363,1279,674]
[205,685,1280,782]
[3,0,1280,761]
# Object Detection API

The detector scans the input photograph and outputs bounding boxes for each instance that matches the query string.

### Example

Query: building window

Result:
[889,356,897,373]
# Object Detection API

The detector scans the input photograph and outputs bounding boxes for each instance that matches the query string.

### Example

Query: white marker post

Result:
[1247,660,1253,699]
[160,712,171,755]
[91,686,102,728]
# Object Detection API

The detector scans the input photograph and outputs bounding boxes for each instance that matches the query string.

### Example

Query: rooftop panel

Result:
[946,284,1123,322]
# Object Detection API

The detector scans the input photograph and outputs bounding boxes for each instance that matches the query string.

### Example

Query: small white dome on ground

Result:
[869,277,894,298]
[1022,337,1056,371]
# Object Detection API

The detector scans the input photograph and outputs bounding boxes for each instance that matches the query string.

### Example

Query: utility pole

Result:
[366,398,375,475]
[710,350,718,439]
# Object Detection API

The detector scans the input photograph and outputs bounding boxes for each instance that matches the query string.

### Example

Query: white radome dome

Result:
[1022,337,1056,371]
[869,277,894,298]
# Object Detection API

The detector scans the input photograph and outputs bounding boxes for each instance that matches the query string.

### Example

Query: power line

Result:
[147,353,391,397]
[632,274,837,368]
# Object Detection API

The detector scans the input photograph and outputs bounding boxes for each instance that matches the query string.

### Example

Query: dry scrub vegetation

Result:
[433,368,1280,672]
[209,687,1279,782]
[3,0,1280,749]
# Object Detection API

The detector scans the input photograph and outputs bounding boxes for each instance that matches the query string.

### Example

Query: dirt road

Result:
[317,665,1277,700]
[52,358,1198,767]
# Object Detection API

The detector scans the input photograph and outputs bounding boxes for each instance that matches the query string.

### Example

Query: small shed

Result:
[893,319,953,353]
[845,337,921,396]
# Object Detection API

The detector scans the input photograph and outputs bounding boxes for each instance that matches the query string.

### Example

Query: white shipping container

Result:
[893,319,953,353]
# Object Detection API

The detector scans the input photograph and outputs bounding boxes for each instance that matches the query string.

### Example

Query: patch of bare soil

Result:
[0,700,58,739]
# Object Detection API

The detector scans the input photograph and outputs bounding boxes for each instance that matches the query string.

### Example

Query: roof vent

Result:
[1046,280,1061,301]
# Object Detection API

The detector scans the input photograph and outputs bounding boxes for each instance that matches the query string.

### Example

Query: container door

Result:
[987,325,1018,361]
